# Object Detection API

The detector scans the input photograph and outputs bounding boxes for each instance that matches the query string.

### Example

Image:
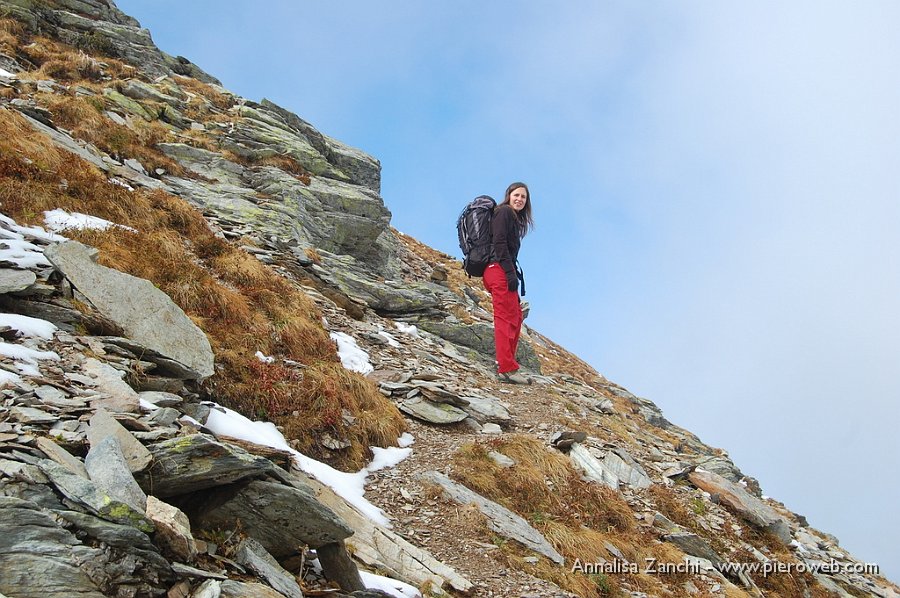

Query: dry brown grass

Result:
[0,107,405,470]
[394,226,484,299]
[647,484,705,535]
[15,34,133,80]
[256,154,312,184]
[174,75,235,118]
[449,436,716,597]
[304,247,322,264]
[0,18,23,54]
[451,436,656,596]
[528,328,608,389]
[34,92,188,176]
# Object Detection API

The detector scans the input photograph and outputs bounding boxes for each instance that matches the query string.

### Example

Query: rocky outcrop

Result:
[186,479,354,556]
[689,468,792,544]
[1,0,217,83]
[137,433,279,497]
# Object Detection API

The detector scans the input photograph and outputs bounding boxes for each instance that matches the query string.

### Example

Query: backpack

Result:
[456,195,496,277]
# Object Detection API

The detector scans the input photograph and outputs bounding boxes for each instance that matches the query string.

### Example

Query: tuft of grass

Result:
[16,35,132,81]
[35,92,187,177]
[304,247,322,264]
[257,154,312,184]
[174,75,235,117]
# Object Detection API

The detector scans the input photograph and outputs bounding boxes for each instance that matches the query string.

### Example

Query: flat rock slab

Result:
[9,406,58,425]
[189,479,353,557]
[137,433,278,497]
[459,395,511,425]
[302,473,473,594]
[0,268,37,293]
[399,397,468,424]
[82,358,141,413]
[421,471,564,565]
[36,437,89,478]
[234,537,304,598]
[138,390,183,407]
[88,408,152,473]
[569,443,652,490]
[36,459,154,532]
[221,580,288,598]
[45,241,214,379]
[689,469,791,544]
[663,531,723,567]
[84,435,147,511]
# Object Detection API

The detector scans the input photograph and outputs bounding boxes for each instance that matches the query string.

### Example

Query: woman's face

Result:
[509,187,528,212]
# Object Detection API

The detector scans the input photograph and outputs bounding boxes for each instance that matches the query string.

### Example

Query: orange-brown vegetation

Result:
[34,92,188,176]
[393,227,481,299]
[174,74,235,117]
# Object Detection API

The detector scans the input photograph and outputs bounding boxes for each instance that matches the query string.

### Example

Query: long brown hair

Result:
[498,182,534,237]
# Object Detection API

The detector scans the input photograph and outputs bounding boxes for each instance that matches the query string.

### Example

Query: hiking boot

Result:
[498,370,531,385]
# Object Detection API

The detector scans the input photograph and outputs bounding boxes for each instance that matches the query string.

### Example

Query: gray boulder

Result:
[0,268,36,293]
[689,469,792,544]
[662,531,723,569]
[458,394,512,426]
[399,397,469,424]
[87,407,152,472]
[569,443,652,490]
[137,433,278,497]
[45,241,214,379]
[234,538,304,598]
[36,459,154,532]
[82,359,141,413]
[84,435,148,511]
[188,479,353,557]
[317,254,440,313]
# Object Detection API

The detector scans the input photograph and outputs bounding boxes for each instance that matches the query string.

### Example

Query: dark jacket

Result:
[491,204,522,292]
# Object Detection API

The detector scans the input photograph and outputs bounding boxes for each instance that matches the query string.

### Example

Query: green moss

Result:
[102,498,155,532]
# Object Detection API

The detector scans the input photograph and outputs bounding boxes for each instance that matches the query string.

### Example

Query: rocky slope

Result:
[0,1,897,597]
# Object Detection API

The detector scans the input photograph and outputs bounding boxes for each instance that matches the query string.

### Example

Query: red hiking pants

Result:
[483,263,522,374]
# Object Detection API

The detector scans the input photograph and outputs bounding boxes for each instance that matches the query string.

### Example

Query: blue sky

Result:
[116,0,899,581]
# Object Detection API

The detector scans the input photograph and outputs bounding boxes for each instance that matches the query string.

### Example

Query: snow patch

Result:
[0,313,57,339]
[394,322,419,337]
[377,330,401,347]
[254,350,275,364]
[44,208,136,233]
[330,331,373,374]
[360,570,421,598]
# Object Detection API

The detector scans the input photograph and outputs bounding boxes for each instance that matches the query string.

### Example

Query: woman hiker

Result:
[483,182,534,384]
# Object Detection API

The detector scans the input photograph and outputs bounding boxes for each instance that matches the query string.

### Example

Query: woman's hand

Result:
[506,270,518,292]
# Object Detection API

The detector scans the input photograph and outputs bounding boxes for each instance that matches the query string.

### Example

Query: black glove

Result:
[505,269,518,292]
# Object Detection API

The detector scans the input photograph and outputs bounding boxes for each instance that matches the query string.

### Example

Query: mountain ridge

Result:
[0,1,896,597]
